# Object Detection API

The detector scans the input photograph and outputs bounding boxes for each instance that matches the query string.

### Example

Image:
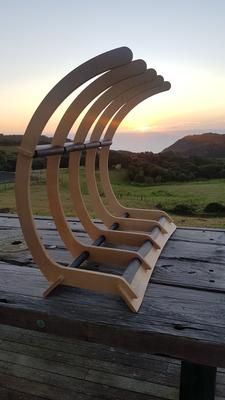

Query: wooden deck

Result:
[0,324,180,400]
[1,326,225,400]
[1,214,225,399]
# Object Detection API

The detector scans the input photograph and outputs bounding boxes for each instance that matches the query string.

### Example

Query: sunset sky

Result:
[1,0,225,152]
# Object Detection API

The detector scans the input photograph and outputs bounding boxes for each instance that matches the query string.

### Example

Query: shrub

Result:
[204,202,225,215]
[171,203,196,215]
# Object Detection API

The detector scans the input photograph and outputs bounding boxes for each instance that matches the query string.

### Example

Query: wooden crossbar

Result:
[15,47,176,312]
[69,215,128,268]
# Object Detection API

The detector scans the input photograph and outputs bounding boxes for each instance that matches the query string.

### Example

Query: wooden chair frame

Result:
[70,80,172,234]
[16,47,176,312]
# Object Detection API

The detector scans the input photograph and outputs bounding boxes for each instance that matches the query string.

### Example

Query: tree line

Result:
[0,140,225,183]
[109,150,225,183]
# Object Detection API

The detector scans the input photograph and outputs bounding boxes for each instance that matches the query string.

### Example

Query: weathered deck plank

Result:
[1,217,225,293]
[0,325,225,400]
[0,325,178,400]
[0,261,225,367]
[1,214,225,399]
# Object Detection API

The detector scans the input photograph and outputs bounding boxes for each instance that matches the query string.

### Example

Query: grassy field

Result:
[0,168,225,228]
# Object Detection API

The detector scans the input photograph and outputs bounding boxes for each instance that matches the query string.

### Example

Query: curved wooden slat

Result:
[69,71,163,245]
[83,79,168,230]
[46,59,148,256]
[69,76,168,244]
[98,85,175,230]
[15,47,176,312]
[16,47,143,280]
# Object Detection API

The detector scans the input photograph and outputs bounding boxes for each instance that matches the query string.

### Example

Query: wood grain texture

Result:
[16,49,149,306]
[0,325,179,400]
[14,48,175,312]
[1,215,225,368]
[0,325,225,399]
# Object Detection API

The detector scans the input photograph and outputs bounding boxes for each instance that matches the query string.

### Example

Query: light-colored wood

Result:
[68,70,158,236]
[85,83,172,231]
[69,75,166,238]
[15,47,176,312]
[47,60,147,255]
[99,84,173,223]
[43,275,64,298]
[99,91,173,222]
[16,48,135,268]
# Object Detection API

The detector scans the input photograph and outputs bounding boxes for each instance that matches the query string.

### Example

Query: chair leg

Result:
[179,361,216,400]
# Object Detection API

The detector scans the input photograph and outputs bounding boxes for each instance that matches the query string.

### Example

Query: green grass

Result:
[0,168,225,228]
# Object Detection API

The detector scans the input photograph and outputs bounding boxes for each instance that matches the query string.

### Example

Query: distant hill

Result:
[162,133,225,157]
[0,134,51,146]
[1,134,225,183]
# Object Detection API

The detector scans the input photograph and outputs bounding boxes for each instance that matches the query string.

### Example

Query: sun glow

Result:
[138,126,151,133]
[114,64,225,137]
[1,61,225,140]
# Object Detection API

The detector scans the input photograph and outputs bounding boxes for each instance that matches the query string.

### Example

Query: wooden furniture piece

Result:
[0,214,224,400]
[15,47,175,312]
